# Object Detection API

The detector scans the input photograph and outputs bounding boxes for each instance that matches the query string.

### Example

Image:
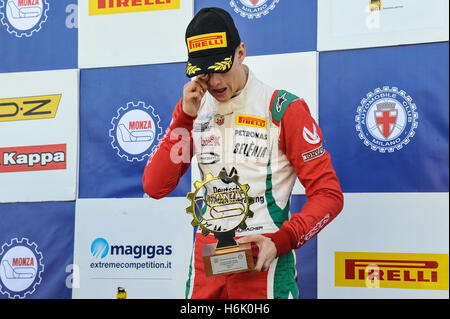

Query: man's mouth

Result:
[213,88,227,94]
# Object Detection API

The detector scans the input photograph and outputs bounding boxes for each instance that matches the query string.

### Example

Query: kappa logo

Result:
[0,144,67,173]
[0,238,44,299]
[89,0,180,16]
[302,123,320,145]
[230,0,279,19]
[355,86,419,153]
[0,0,49,37]
[110,101,162,162]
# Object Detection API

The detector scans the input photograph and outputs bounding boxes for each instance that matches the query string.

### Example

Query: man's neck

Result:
[232,64,249,98]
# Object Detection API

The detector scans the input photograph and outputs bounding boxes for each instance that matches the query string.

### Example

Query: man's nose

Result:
[207,73,221,87]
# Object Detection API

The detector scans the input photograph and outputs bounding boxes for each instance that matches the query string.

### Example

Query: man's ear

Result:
[236,42,246,63]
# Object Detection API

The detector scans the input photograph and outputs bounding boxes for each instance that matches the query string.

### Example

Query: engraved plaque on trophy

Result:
[186,169,255,277]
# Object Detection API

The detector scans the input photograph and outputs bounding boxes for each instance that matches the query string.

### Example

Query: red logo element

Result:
[375,103,398,139]
[0,144,67,173]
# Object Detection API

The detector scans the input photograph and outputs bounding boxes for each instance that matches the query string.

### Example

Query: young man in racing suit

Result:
[143,7,343,299]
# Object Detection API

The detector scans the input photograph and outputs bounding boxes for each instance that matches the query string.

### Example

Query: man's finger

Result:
[194,77,208,92]
[237,235,259,246]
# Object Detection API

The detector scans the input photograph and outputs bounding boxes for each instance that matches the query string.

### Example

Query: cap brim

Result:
[186,51,235,78]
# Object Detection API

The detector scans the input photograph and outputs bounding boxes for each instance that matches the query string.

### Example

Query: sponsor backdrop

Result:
[0,0,448,299]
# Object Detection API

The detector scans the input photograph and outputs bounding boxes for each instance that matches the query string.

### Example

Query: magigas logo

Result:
[0,238,44,299]
[355,86,418,153]
[0,0,49,37]
[230,0,279,19]
[109,101,162,162]
[90,237,172,260]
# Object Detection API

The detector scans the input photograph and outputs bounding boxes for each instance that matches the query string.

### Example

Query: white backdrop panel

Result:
[317,192,449,299]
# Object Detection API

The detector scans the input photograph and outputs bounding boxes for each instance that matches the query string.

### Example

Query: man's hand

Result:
[182,77,208,117]
[237,235,278,272]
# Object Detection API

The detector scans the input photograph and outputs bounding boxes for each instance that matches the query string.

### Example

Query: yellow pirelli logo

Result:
[235,114,267,129]
[0,95,61,122]
[187,32,227,53]
[89,0,180,16]
[335,252,449,290]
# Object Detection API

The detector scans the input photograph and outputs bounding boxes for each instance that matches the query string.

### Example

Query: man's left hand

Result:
[237,235,277,272]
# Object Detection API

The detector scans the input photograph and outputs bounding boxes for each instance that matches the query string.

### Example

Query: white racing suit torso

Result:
[191,70,295,237]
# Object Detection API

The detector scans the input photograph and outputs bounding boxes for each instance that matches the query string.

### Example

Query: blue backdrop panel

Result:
[319,42,449,192]
[0,0,78,73]
[0,201,75,299]
[79,63,191,198]
[291,195,316,299]
[194,0,317,56]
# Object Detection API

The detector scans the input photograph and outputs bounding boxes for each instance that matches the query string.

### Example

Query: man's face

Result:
[197,44,246,103]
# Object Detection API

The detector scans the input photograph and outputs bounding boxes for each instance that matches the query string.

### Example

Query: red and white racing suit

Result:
[143,69,343,299]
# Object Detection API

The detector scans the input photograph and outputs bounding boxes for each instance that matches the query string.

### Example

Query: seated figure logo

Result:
[355,87,419,153]
[0,0,49,37]
[0,238,44,299]
[110,101,162,162]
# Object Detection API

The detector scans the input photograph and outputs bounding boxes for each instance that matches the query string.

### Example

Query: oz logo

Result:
[355,86,419,153]
[230,0,279,19]
[110,101,163,162]
[0,238,44,299]
[0,0,49,37]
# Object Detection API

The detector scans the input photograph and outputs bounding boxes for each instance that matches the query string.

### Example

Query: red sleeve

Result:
[142,98,196,199]
[265,99,344,257]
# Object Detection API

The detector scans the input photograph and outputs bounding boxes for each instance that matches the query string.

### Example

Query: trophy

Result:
[186,169,255,277]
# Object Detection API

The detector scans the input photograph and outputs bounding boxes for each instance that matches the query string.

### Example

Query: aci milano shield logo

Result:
[0,0,49,37]
[355,86,418,153]
[91,238,109,259]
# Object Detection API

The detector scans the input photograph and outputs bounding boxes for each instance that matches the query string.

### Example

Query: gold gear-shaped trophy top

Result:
[186,168,255,237]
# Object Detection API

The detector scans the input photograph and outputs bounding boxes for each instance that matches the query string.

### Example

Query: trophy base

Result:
[203,243,255,277]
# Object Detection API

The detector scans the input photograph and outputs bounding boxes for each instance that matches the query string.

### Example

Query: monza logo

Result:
[0,94,61,122]
[0,143,66,173]
[89,0,180,16]
[0,0,49,38]
[0,238,44,299]
[109,101,162,162]
[230,0,279,19]
[355,86,419,153]
[335,252,449,290]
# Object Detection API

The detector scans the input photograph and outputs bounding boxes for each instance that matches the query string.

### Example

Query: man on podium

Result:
[143,7,343,299]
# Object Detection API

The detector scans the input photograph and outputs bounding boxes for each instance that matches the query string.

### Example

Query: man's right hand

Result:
[182,77,208,117]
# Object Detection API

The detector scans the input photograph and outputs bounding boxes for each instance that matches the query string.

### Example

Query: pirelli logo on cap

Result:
[0,95,61,122]
[335,252,449,290]
[187,32,227,53]
[89,0,180,16]
[235,114,267,129]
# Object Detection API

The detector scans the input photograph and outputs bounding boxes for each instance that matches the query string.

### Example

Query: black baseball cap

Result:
[185,7,241,78]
